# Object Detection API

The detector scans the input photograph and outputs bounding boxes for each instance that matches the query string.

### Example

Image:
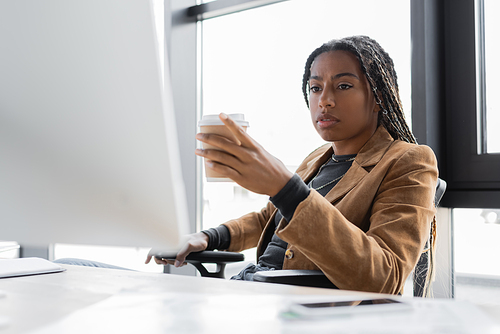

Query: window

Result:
[200,0,411,279]
[477,0,500,153]
[439,0,500,209]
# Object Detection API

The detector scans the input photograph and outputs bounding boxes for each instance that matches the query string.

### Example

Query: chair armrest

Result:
[151,250,244,263]
[253,270,338,289]
[149,250,244,279]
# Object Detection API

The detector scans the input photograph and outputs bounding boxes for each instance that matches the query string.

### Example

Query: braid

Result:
[302,36,416,144]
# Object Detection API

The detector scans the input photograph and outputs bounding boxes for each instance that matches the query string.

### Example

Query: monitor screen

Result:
[0,0,189,251]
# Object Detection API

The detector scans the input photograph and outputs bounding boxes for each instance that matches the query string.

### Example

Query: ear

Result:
[372,91,384,113]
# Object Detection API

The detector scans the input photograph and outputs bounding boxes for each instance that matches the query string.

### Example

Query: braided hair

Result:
[302,36,416,144]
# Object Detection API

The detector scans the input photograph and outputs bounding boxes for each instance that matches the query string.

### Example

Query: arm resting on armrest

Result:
[149,250,244,279]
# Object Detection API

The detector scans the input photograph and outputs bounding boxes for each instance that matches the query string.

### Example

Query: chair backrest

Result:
[413,178,447,297]
[434,178,447,207]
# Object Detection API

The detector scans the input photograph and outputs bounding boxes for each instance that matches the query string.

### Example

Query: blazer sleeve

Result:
[275,144,438,294]
[222,200,276,252]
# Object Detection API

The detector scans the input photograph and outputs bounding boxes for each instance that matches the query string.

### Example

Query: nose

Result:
[318,87,335,109]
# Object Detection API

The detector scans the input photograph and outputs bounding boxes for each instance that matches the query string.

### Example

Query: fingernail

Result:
[174,260,180,267]
[220,113,228,119]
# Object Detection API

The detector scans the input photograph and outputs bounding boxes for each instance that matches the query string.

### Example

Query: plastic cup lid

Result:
[198,113,249,127]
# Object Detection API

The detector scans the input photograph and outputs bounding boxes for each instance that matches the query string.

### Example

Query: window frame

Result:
[410,0,500,209]
[441,0,500,208]
[187,0,288,19]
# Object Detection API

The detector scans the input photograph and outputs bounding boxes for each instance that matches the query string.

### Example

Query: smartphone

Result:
[288,298,412,317]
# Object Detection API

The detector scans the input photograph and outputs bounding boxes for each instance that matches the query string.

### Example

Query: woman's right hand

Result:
[145,232,209,267]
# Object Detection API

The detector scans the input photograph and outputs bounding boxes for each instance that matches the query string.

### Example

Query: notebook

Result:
[0,257,65,279]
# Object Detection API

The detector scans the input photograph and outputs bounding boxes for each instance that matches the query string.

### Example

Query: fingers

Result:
[153,257,187,267]
[155,257,171,265]
[205,159,242,181]
[175,242,192,267]
[146,233,208,269]
[195,132,258,168]
[145,254,169,266]
[195,148,243,175]
[145,253,186,267]
[195,114,255,154]
[195,133,246,159]
[218,113,254,148]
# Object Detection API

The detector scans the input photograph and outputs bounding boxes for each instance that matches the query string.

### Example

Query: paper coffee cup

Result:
[198,113,249,182]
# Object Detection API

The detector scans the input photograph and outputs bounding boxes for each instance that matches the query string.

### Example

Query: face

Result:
[308,50,379,155]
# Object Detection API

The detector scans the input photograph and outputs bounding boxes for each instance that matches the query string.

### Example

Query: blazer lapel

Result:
[296,144,333,183]
[318,126,395,204]
[324,163,367,204]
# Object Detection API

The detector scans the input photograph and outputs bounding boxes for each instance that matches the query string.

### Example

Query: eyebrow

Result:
[310,72,360,81]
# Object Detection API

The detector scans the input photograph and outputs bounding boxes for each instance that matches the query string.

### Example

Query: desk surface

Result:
[0,265,498,333]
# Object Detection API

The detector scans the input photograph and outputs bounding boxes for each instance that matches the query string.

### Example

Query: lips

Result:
[316,114,339,128]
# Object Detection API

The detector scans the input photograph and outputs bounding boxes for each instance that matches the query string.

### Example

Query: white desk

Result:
[0,265,498,333]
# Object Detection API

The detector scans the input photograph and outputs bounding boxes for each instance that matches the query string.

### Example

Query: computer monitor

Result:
[0,0,189,251]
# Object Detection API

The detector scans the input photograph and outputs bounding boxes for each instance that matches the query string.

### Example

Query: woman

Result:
[148,36,438,295]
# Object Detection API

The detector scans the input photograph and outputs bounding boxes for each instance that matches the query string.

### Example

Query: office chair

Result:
[155,178,447,297]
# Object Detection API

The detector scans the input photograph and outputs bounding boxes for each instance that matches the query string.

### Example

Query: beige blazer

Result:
[223,126,438,294]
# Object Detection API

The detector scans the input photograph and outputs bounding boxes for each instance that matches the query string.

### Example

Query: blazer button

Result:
[285,249,294,259]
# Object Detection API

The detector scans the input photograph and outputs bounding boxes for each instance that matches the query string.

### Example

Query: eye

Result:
[309,85,321,93]
[338,84,352,90]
